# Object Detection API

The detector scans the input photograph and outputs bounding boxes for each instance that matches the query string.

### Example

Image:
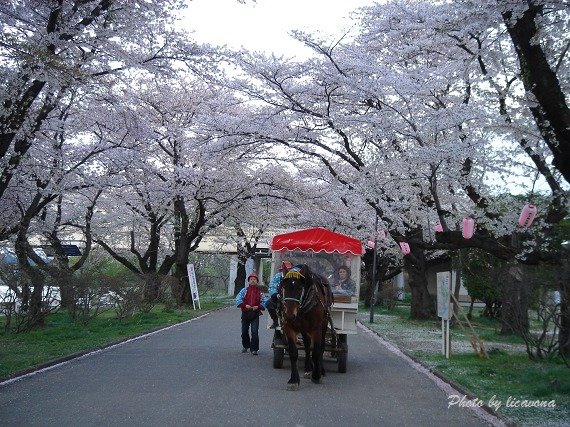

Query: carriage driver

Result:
[266,261,293,328]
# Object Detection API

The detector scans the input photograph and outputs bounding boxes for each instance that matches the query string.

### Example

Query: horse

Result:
[279,264,333,391]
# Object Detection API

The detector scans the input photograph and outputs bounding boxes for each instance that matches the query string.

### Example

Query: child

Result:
[236,272,268,355]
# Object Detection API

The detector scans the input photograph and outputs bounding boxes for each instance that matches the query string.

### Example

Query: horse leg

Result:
[302,333,313,379]
[311,328,323,384]
[284,328,300,390]
[320,320,327,377]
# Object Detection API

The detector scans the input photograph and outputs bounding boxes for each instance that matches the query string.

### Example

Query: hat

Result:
[247,272,259,282]
[280,261,293,271]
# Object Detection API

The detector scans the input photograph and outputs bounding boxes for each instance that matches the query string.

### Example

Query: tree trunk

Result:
[173,264,190,305]
[451,253,463,325]
[502,3,570,183]
[172,196,192,306]
[500,263,531,336]
[362,248,374,308]
[14,211,47,328]
[15,252,46,329]
[58,271,76,310]
[233,249,248,297]
[467,298,474,320]
[405,247,434,319]
[172,231,191,306]
[28,277,46,328]
[143,273,162,303]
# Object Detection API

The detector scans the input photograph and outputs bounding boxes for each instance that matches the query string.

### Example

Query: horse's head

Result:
[280,265,310,321]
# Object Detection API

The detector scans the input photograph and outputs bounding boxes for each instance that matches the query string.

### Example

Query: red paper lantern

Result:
[462,217,475,239]
[518,203,537,228]
[399,242,410,255]
[434,224,443,233]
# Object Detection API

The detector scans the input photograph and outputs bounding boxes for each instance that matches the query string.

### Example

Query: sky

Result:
[182,0,376,56]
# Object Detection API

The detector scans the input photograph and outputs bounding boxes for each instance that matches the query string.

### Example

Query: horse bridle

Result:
[283,286,305,305]
[282,278,318,314]
[282,269,306,304]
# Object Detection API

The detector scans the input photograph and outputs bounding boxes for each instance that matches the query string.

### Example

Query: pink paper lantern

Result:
[518,203,537,228]
[434,224,443,233]
[399,242,410,255]
[462,217,475,239]
[367,229,387,248]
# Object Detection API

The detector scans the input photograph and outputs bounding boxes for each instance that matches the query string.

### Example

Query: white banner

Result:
[187,264,201,310]
[436,272,451,320]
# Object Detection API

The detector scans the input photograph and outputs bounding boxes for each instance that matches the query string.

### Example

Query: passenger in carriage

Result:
[236,272,268,355]
[266,260,293,329]
[333,265,356,295]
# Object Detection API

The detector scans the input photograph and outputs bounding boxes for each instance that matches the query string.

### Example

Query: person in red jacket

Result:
[235,272,268,355]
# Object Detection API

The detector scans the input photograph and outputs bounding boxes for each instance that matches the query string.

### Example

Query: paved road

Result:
[0,308,501,426]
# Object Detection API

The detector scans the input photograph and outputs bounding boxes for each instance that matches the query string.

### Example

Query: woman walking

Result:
[236,272,268,355]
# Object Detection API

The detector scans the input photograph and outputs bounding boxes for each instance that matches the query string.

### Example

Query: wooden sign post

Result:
[187,264,201,310]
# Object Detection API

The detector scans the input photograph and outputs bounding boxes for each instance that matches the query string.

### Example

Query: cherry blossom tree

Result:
[0,0,206,240]
[0,0,225,323]
[219,0,568,323]
[350,0,569,342]
[6,88,149,324]
[89,75,304,305]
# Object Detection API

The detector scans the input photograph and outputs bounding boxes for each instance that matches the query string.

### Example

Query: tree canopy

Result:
[1,0,568,300]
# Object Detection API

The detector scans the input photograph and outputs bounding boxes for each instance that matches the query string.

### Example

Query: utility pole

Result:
[369,215,378,323]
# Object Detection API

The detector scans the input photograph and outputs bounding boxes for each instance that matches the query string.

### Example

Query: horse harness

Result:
[280,266,339,345]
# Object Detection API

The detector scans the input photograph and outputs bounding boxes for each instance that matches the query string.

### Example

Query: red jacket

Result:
[239,285,264,314]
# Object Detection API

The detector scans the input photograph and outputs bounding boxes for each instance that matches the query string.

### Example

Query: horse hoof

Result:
[287,383,300,391]
[311,377,322,384]
[303,372,311,379]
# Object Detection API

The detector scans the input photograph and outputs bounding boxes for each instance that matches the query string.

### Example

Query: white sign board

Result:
[187,264,201,310]
[437,271,452,358]
[436,272,451,320]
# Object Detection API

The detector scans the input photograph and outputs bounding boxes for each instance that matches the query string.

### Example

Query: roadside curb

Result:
[0,308,226,387]
[358,321,515,427]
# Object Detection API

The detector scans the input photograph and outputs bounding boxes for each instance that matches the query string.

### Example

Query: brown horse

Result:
[279,264,333,390]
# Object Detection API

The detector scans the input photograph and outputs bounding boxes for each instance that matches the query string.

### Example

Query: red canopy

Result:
[270,227,364,255]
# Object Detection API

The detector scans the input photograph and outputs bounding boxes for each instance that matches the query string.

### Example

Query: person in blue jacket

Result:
[266,261,293,328]
[236,272,268,355]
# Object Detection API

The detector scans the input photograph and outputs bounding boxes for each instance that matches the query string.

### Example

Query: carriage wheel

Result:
[273,347,284,369]
[337,335,348,373]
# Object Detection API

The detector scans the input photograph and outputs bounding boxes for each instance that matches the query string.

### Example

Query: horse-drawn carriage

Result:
[269,227,363,380]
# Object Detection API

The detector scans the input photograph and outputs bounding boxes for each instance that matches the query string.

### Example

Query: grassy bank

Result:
[0,297,232,381]
[360,306,570,426]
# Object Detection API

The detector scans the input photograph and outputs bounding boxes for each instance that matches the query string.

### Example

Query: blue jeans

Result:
[241,311,260,351]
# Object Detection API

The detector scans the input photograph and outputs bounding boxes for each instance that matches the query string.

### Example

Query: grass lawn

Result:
[360,305,570,427]
[0,297,232,380]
